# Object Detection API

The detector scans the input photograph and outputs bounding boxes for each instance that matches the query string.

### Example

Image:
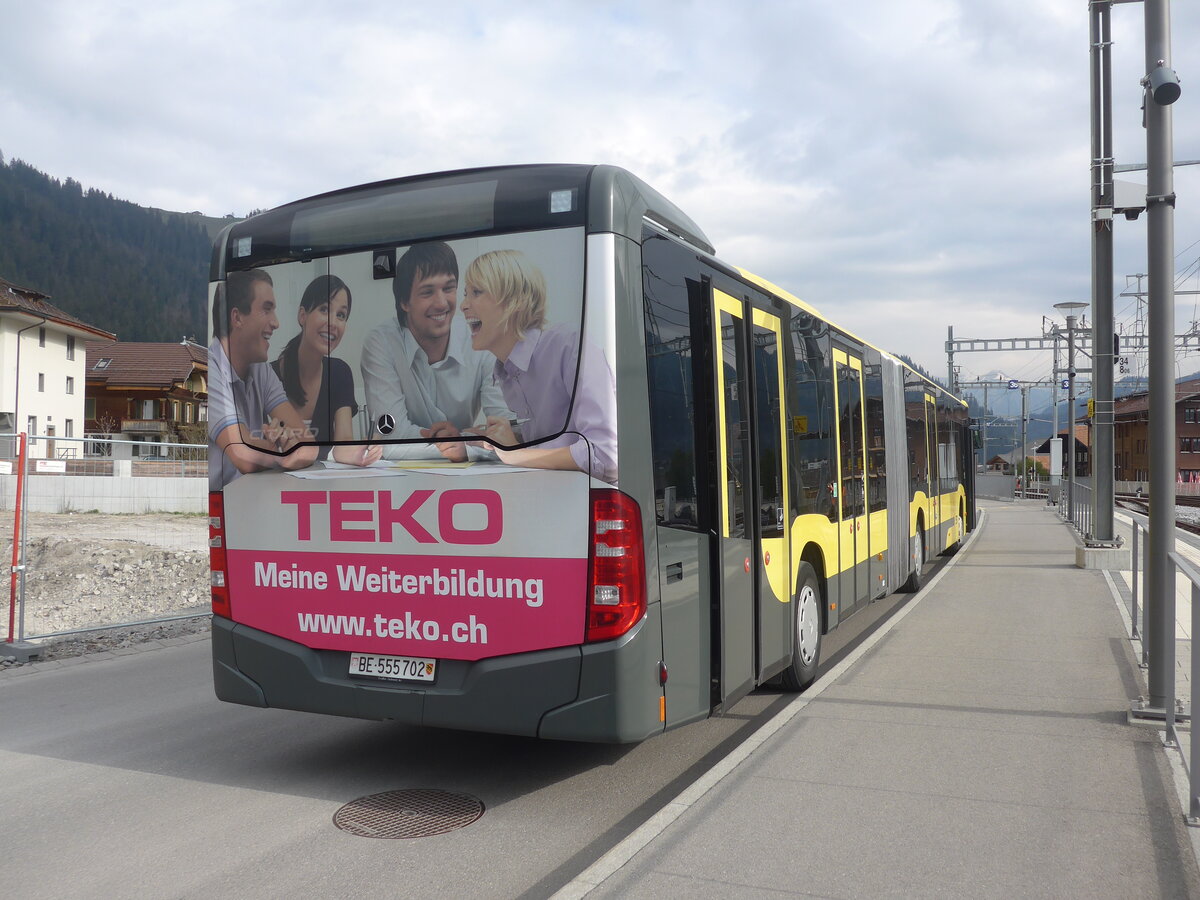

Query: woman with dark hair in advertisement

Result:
[460,249,618,483]
[271,274,382,466]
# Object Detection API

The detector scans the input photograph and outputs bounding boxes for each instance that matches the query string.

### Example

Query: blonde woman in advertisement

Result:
[271,274,381,466]
[459,249,618,483]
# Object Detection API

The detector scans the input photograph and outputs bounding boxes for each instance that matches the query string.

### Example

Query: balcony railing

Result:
[120,419,172,435]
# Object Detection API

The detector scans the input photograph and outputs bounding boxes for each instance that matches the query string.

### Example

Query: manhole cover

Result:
[333,789,485,839]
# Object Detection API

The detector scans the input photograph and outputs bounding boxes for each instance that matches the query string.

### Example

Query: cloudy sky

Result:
[2,1,1198,384]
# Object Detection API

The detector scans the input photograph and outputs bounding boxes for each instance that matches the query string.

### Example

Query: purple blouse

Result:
[493,325,618,484]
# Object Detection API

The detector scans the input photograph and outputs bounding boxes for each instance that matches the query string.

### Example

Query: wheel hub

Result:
[797,585,819,665]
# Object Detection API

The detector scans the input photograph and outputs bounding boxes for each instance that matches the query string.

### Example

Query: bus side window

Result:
[643,232,703,531]
[788,314,834,521]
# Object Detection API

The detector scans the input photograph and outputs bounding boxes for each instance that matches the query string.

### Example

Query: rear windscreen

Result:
[206,226,618,489]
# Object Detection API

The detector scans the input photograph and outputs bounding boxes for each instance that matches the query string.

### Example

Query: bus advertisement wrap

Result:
[220,471,591,660]
[208,226,620,492]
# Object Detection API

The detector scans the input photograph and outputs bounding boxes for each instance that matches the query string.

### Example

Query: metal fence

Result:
[2,434,209,643]
[1166,550,1200,824]
[0,435,206,515]
[1058,477,1095,538]
[1123,511,1199,825]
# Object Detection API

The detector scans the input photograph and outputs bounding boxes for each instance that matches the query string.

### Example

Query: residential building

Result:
[0,277,115,459]
[1034,424,1090,477]
[85,340,208,455]
[1112,376,1200,482]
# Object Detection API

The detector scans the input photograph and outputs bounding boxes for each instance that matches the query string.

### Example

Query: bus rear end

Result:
[206,165,689,741]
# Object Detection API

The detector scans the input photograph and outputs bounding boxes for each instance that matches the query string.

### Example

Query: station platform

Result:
[558,499,1200,899]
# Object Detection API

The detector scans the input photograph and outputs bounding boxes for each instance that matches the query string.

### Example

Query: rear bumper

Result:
[212,603,664,742]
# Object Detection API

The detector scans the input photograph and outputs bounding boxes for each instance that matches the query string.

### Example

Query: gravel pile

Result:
[0,512,211,670]
[20,535,209,635]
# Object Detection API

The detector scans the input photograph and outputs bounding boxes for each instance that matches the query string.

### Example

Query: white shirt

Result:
[360,317,510,460]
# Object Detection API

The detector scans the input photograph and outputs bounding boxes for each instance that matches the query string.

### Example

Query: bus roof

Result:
[212,164,714,277]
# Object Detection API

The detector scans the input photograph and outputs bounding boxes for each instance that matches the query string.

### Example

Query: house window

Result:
[184,403,193,424]
[65,419,74,438]
[171,401,180,422]
[38,328,45,347]
[27,416,36,444]
[141,399,157,419]
[94,358,112,369]
[198,403,208,422]
[66,336,75,360]
[66,376,74,395]
[84,398,96,419]
[37,373,45,392]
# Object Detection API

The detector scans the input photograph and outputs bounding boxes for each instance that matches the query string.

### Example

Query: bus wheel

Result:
[901,528,924,593]
[781,563,822,692]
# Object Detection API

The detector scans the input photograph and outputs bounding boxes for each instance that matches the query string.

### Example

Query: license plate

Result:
[349,652,437,683]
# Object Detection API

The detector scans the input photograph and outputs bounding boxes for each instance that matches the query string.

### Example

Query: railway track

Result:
[1115,494,1200,536]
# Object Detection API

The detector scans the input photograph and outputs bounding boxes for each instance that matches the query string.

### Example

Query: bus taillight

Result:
[586,489,646,643]
[208,492,231,619]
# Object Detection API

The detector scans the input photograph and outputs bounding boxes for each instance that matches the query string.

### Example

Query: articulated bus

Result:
[207,164,974,742]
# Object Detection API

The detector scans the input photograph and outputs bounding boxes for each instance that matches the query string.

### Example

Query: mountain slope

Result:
[0,156,226,341]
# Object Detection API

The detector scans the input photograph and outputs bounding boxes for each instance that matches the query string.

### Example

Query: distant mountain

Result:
[0,155,237,341]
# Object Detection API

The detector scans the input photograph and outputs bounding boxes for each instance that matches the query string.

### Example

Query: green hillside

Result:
[0,155,235,341]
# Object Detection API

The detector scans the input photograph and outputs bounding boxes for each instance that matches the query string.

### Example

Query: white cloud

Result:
[1,0,1197,375]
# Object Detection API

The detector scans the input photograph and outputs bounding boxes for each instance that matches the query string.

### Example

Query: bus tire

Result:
[780,562,822,692]
[901,527,924,593]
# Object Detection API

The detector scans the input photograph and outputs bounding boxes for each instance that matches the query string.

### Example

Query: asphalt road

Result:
[0,566,936,900]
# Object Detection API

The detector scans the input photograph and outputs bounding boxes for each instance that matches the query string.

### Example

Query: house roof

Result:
[1034,424,1090,454]
[0,276,116,340]
[85,340,207,390]
[1113,377,1200,418]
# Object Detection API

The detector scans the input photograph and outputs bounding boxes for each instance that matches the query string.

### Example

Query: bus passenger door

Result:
[713,292,755,705]
[925,394,940,545]
[749,308,791,679]
[834,350,870,617]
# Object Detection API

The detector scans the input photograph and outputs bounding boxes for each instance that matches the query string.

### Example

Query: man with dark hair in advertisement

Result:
[208,269,318,490]
[360,241,508,461]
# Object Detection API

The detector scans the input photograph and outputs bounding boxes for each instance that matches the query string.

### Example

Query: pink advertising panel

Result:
[220,469,592,659]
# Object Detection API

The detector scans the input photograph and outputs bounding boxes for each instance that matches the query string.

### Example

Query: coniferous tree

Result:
[0,157,222,341]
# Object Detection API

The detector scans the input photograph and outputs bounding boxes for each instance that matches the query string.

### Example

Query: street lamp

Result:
[1055,301,1089,524]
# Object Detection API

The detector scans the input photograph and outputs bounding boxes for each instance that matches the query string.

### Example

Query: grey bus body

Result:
[208,164,974,742]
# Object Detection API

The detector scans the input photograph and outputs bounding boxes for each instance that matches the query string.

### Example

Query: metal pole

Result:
[1145,0,1177,712]
[1091,0,1117,545]
[1192,579,1200,822]
[1052,336,1061,502]
[6,432,26,644]
[947,325,956,393]
[982,383,989,469]
[1132,522,1141,640]
[1020,386,1028,499]
[1067,315,1078,523]
[1052,336,1061,450]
